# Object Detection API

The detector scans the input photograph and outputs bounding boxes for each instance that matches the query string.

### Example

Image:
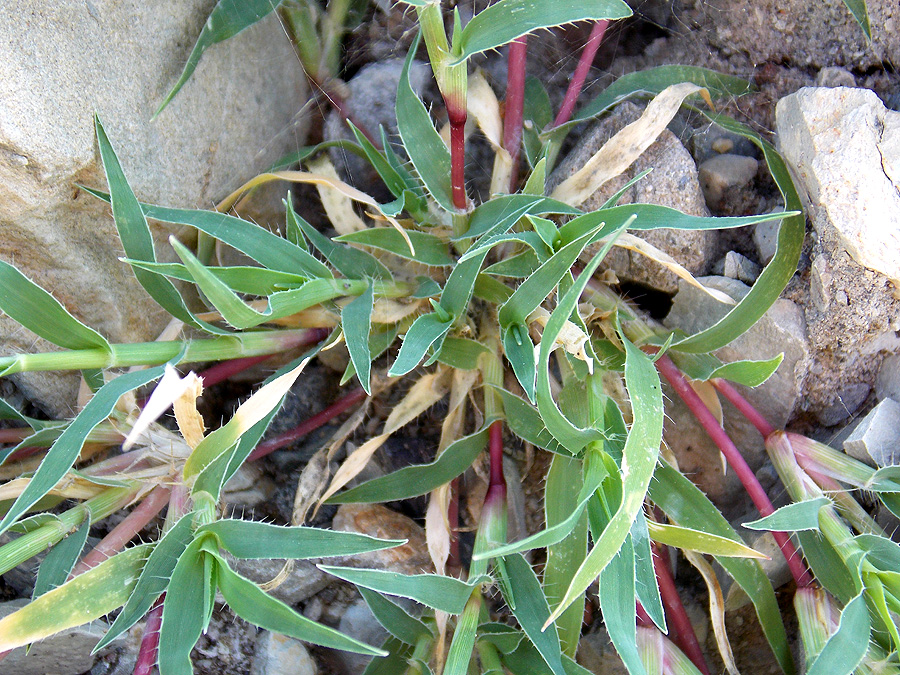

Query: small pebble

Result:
[753,217,781,265]
[251,631,317,675]
[698,154,759,207]
[815,66,856,88]
[876,354,900,403]
[844,398,900,466]
[713,250,762,284]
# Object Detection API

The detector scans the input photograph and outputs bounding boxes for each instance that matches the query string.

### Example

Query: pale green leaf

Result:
[32,517,90,599]
[743,498,831,532]
[806,593,870,675]
[342,283,375,394]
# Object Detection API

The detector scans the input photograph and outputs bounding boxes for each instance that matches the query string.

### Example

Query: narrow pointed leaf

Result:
[216,558,386,655]
[0,261,111,353]
[342,283,375,394]
[0,366,166,537]
[320,566,488,614]
[327,425,488,503]
[358,587,431,645]
[648,521,768,557]
[388,313,451,377]
[599,536,646,675]
[806,592,869,675]
[743,497,831,532]
[453,0,632,63]
[459,195,579,241]
[337,229,452,266]
[631,514,666,633]
[32,517,91,599]
[155,0,282,115]
[159,538,209,675]
[347,121,416,199]
[840,0,871,39]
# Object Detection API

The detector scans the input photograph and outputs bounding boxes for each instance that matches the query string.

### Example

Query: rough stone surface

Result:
[876,354,900,403]
[223,463,276,508]
[843,398,900,466]
[549,102,716,294]
[334,599,390,675]
[777,87,900,424]
[0,598,114,674]
[816,66,857,89]
[250,631,317,675]
[0,1,309,417]
[698,154,759,210]
[331,503,432,574]
[664,276,810,514]
[676,0,898,70]
[714,250,762,285]
[777,87,900,283]
[227,556,330,607]
[324,58,430,202]
[753,218,781,265]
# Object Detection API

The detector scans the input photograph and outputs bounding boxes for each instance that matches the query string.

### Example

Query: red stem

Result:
[635,602,654,627]
[503,36,528,191]
[488,420,505,490]
[654,354,813,588]
[134,596,164,675]
[70,486,171,578]
[247,387,367,462]
[553,20,610,128]
[449,111,468,210]
[712,379,775,439]
[653,544,712,675]
[0,427,30,444]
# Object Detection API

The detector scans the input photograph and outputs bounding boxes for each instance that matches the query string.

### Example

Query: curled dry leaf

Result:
[123,364,203,451]
[306,155,367,235]
[318,369,452,504]
[529,307,594,374]
[684,549,740,675]
[467,69,513,194]
[551,83,708,207]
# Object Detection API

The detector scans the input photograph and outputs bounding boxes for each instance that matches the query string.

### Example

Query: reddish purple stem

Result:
[653,544,712,675]
[247,387,367,462]
[449,107,468,211]
[553,20,610,128]
[503,36,528,191]
[712,379,776,439]
[655,354,813,588]
[134,596,164,675]
[488,420,506,490]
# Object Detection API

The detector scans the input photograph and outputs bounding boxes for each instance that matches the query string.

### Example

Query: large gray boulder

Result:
[0,1,309,416]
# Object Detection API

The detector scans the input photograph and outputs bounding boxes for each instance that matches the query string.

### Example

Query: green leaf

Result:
[631,514,665,633]
[496,387,566,455]
[215,557,387,655]
[347,122,418,200]
[503,324,537,402]
[0,260,110,354]
[599,536,646,675]
[93,118,229,335]
[343,283,375,394]
[361,637,414,675]
[0,366,166,537]
[669,351,784,387]
[453,0,631,63]
[743,498,831,532]
[671,113,805,354]
[159,538,212,675]
[650,462,796,675]
[840,0,871,39]
[388,313,452,377]
[319,566,488,614]
[396,32,453,212]
[32,516,90,599]
[435,336,490,370]
[155,0,282,116]
[797,530,860,604]
[648,522,768,557]
[124,261,310,296]
[548,337,664,625]
[202,520,402,558]
[96,514,196,652]
[806,593,870,675]
[337,229,452,266]
[328,425,489,504]
[574,65,754,122]
[460,195,579,241]
[500,554,566,675]
[0,544,151,653]
[358,587,432,645]
[268,139,368,173]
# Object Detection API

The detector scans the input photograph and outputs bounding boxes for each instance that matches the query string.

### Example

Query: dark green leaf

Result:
[32,517,90,599]
[631,514,665,633]
[806,592,870,675]
[155,0,282,116]
[343,283,375,394]
[460,195,579,241]
[388,312,452,377]
[327,426,489,504]
[599,536,646,675]
[503,325,537,402]
[319,566,487,614]
[840,0,871,39]
[358,587,431,645]
[435,336,490,370]
[496,388,566,455]
[797,530,860,604]
[159,538,209,675]
[337,229,453,266]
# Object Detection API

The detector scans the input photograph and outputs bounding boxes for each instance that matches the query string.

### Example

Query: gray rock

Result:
[0,598,115,674]
[816,66,857,88]
[334,599,389,675]
[843,398,900,466]
[753,217,781,265]
[227,556,330,606]
[714,251,762,285]
[777,88,900,284]
[777,87,900,422]
[0,1,308,418]
[251,631,317,675]
[324,58,430,201]
[664,276,810,514]
[876,354,900,403]
[698,154,759,209]
[223,463,275,508]
[676,0,897,70]
[550,102,716,294]
[690,121,759,164]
